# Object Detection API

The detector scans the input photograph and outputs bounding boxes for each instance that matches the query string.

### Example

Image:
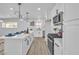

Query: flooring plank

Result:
[27,37,49,55]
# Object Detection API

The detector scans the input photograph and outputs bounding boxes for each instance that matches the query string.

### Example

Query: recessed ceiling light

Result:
[37,8,41,11]
[10,8,13,10]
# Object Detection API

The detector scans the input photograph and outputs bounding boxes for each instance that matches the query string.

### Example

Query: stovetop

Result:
[48,33,62,41]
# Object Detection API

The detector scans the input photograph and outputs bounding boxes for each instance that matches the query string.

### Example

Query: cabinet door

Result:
[54,39,62,55]
[54,43,62,55]
[4,39,22,55]
[22,38,27,55]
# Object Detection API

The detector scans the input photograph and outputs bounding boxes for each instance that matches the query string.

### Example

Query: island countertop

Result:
[0,33,32,39]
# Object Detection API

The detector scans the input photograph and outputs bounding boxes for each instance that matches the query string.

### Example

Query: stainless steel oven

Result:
[48,37,54,55]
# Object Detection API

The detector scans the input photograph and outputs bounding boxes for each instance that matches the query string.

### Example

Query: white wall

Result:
[64,3,79,21]
[63,3,79,55]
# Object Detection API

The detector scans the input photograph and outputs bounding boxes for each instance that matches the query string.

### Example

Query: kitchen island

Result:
[0,33,34,55]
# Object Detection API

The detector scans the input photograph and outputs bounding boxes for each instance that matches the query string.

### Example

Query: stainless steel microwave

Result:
[53,11,63,25]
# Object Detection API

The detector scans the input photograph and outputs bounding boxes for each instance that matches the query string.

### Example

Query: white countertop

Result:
[0,33,30,39]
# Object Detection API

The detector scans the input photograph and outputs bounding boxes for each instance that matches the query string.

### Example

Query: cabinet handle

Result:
[55,43,59,47]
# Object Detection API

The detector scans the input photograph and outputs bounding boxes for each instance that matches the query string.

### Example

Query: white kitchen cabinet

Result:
[3,33,33,55]
[4,38,23,55]
[22,38,28,55]
[54,38,62,55]
[22,35,33,55]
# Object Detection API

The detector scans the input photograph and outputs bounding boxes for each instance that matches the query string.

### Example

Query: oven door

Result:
[48,38,54,55]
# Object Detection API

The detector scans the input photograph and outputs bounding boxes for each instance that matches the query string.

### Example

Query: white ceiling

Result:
[0,3,56,20]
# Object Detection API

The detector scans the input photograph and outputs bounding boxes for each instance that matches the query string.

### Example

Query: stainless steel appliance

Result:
[48,34,54,55]
[53,11,63,25]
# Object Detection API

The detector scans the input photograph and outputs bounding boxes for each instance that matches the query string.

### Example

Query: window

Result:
[2,22,17,28]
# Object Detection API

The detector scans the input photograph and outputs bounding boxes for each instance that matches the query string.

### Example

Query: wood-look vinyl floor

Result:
[27,37,49,55]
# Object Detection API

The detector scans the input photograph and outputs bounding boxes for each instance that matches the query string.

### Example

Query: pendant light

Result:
[56,9,58,15]
[18,3,21,19]
[26,11,30,21]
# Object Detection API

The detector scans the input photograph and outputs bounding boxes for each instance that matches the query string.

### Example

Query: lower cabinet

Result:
[22,36,33,55]
[22,38,28,55]
[4,34,33,55]
[4,39,23,55]
[54,38,62,55]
